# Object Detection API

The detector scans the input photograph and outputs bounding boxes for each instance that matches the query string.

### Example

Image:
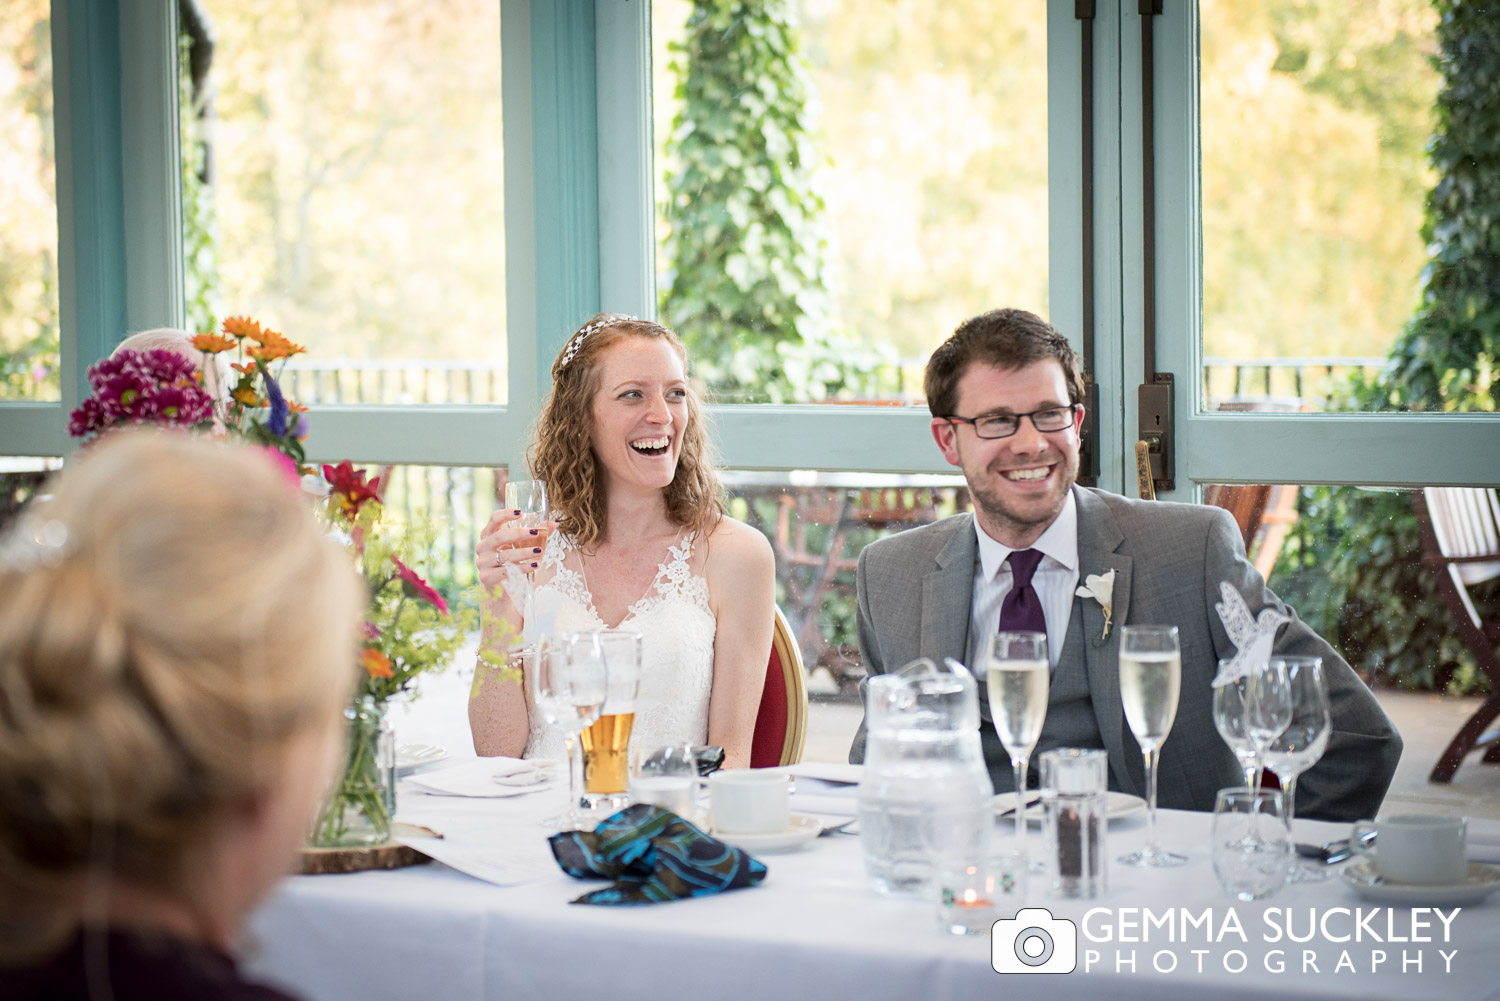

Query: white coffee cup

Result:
[1352,814,1468,884]
[709,769,790,835]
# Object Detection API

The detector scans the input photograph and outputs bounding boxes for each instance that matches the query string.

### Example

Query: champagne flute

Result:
[531,640,606,830]
[504,478,548,528]
[1117,624,1187,868]
[503,478,548,632]
[987,631,1049,867]
[1259,656,1331,883]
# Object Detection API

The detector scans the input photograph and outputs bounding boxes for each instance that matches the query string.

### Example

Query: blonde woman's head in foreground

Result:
[0,431,365,961]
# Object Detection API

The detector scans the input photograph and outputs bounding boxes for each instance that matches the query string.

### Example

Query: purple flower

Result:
[264,372,288,437]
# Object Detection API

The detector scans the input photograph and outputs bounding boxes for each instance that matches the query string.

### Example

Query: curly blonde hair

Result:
[529,314,723,550]
[0,431,364,962]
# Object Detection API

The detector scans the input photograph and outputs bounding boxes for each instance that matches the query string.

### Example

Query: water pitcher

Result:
[858,658,995,896]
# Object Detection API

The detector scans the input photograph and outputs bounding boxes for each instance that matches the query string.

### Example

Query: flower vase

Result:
[311,696,395,847]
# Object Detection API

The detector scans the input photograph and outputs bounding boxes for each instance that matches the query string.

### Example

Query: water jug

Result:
[858,658,995,896]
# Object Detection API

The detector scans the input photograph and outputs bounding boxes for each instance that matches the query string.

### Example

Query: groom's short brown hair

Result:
[923,308,1087,418]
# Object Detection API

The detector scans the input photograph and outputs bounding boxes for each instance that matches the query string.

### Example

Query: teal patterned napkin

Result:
[548,803,767,905]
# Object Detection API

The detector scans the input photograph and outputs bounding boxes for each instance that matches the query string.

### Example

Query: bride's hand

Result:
[475,509,556,600]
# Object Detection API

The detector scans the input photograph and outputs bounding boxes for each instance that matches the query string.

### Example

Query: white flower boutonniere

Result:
[1075,570,1117,646]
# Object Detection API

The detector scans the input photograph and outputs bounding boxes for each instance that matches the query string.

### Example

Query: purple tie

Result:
[1000,549,1047,637]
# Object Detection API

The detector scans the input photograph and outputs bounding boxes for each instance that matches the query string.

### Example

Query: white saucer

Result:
[714,813,822,854]
[992,791,1146,826]
[1341,861,1500,906]
[396,742,448,774]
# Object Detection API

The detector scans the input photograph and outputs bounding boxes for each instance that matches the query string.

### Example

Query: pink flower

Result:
[391,556,448,615]
[258,446,303,489]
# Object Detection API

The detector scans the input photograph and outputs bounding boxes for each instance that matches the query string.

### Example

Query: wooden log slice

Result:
[295,824,438,875]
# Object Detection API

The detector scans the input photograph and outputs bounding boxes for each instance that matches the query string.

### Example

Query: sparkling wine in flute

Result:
[987,659,1049,755]
[580,711,636,795]
[1119,650,1181,748]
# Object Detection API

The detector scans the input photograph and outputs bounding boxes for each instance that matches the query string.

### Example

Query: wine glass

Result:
[531,640,606,830]
[1243,658,1291,801]
[1211,665,1260,789]
[987,631,1049,868]
[1117,624,1187,868]
[1259,656,1331,883]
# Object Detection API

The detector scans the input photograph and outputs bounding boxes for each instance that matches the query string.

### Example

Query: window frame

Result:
[7,0,1495,491]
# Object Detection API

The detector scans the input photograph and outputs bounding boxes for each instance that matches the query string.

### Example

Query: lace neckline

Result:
[542,529,705,629]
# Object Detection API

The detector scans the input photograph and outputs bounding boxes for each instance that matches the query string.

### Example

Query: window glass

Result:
[653,0,1047,404]
[0,3,59,402]
[1199,2,1473,418]
[180,1,505,405]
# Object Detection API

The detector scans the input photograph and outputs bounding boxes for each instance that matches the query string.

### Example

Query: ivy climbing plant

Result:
[658,0,893,403]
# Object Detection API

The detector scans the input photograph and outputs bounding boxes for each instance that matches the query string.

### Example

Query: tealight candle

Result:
[935,854,1027,936]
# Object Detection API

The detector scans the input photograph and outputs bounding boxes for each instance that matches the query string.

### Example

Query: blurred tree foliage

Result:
[1272,0,1499,693]
[1201,0,1439,361]
[0,0,59,401]
[658,0,894,403]
[190,0,506,368]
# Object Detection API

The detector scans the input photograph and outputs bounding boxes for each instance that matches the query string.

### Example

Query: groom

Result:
[849,308,1400,820]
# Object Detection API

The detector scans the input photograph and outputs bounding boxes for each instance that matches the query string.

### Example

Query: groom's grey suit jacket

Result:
[849,485,1402,821]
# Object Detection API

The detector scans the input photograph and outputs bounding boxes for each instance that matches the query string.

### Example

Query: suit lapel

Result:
[1073,488,1141,794]
[920,515,977,668]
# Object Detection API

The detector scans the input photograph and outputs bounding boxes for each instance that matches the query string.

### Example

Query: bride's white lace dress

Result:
[524,529,716,760]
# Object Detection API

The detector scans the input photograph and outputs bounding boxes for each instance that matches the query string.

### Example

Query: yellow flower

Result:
[232,386,264,407]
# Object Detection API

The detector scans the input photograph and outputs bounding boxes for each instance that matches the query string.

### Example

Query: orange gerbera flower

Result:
[221,315,264,341]
[232,386,264,407]
[287,400,309,413]
[359,648,394,679]
[231,362,257,375]
[192,332,236,353]
[247,339,307,362]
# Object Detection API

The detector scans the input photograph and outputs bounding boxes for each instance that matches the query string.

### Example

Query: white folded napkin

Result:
[403,757,557,798]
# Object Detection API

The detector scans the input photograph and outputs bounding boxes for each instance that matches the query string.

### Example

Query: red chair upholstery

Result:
[750,606,808,767]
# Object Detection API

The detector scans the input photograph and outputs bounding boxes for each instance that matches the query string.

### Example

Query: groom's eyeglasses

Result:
[942,404,1081,440]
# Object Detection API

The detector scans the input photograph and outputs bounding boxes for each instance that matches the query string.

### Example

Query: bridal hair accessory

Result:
[1210,581,1291,686]
[0,515,73,574]
[559,314,635,369]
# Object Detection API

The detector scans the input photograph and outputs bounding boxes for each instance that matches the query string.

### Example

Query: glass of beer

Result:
[565,630,643,815]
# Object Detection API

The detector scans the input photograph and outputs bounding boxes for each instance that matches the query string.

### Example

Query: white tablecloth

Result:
[243,674,1500,1001]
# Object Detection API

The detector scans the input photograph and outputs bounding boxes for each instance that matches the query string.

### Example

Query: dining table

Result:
[243,672,1500,1001]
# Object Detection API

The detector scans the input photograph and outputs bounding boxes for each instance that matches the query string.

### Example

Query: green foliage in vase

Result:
[658,0,893,403]
[1271,0,1500,693]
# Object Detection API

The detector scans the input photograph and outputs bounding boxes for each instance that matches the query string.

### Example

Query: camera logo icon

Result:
[991,908,1078,974]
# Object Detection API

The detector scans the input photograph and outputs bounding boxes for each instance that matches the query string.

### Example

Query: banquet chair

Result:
[1413,487,1500,783]
[750,605,809,767]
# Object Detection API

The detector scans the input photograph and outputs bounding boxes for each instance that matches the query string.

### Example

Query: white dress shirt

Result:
[967,492,1080,673]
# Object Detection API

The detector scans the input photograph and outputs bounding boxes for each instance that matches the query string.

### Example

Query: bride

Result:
[468,314,775,768]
